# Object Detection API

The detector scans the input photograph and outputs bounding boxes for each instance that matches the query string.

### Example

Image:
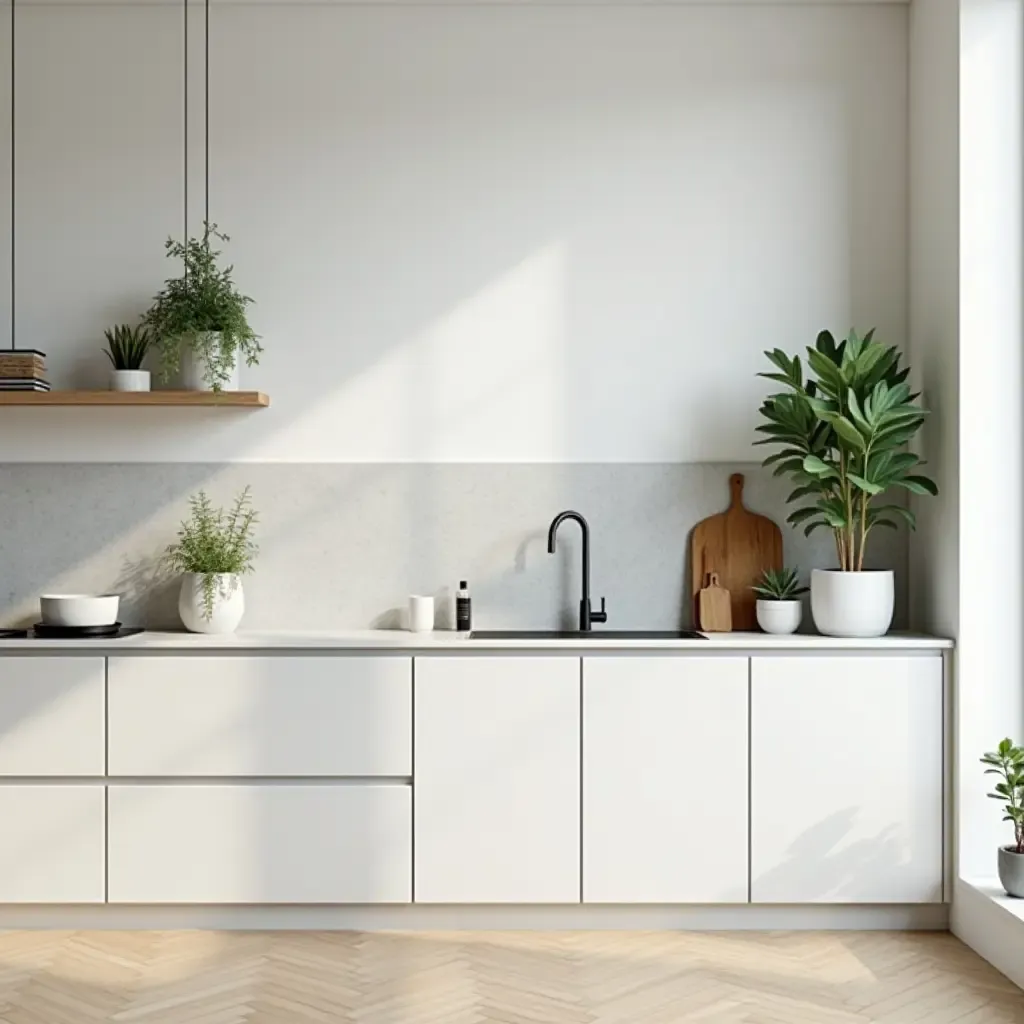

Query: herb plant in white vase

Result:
[752,567,807,635]
[166,487,258,634]
[980,739,1024,898]
[755,329,938,637]
[144,222,262,392]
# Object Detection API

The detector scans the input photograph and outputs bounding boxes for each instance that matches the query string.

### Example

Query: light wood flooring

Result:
[0,930,1017,1024]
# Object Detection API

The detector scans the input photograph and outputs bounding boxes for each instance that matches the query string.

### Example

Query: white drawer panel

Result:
[0,786,105,902]
[108,784,411,904]
[0,657,104,776]
[108,656,411,777]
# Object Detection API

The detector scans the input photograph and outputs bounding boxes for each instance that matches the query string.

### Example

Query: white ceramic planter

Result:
[756,599,802,635]
[180,335,240,391]
[109,369,151,392]
[179,573,245,634]
[810,568,894,638]
[998,846,1024,898]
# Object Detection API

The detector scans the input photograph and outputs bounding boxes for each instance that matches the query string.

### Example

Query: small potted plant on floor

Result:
[751,568,807,635]
[755,329,937,637]
[144,222,262,392]
[165,487,258,634]
[981,738,1024,898]
[103,324,152,392]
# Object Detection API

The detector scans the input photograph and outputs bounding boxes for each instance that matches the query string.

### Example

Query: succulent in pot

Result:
[103,324,152,392]
[980,738,1024,898]
[143,222,261,392]
[751,567,807,635]
[755,329,938,637]
[165,487,258,634]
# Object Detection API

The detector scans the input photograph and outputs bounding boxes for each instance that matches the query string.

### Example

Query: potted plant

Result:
[103,324,152,392]
[143,222,261,391]
[752,568,808,635]
[165,487,258,634]
[980,738,1024,897]
[755,329,937,637]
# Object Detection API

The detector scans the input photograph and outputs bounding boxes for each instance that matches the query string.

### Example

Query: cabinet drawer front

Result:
[0,786,105,902]
[0,658,104,776]
[108,785,411,904]
[108,657,411,777]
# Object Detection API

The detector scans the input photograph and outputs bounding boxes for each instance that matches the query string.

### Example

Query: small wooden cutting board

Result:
[698,572,732,632]
[691,473,783,631]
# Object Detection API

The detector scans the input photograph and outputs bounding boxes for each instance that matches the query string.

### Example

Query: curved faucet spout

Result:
[546,510,607,631]
[547,510,588,554]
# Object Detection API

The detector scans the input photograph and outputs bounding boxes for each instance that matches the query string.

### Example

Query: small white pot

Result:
[756,599,802,635]
[109,369,151,392]
[178,573,245,634]
[811,568,894,638]
[180,335,240,391]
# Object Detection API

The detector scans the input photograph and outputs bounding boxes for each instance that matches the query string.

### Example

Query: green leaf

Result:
[897,476,939,496]
[847,473,884,495]
[803,454,836,477]
[827,415,867,452]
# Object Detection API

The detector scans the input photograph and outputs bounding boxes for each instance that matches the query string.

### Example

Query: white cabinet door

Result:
[751,655,943,904]
[414,657,580,903]
[0,786,105,902]
[0,658,104,776]
[108,785,411,903]
[583,656,748,903]
[108,656,411,777]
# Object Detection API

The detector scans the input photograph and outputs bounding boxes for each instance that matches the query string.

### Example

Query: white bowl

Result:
[39,594,120,627]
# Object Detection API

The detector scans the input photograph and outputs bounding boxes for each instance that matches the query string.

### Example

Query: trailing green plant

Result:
[103,324,151,370]
[752,567,808,601]
[165,487,258,620]
[755,329,938,572]
[981,738,1024,855]
[143,222,262,391]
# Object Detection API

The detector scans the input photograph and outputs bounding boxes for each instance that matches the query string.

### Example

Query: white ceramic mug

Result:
[409,595,435,633]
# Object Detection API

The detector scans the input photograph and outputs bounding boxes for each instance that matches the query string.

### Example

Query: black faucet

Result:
[547,510,607,631]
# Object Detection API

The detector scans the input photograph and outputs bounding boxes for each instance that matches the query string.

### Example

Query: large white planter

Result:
[109,369,151,392]
[180,335,240,391]
[811,569,894,638]
[179,573,245,634]
[756,599,802,635]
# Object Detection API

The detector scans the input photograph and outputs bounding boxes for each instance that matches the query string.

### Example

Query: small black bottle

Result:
[456,580,472,632]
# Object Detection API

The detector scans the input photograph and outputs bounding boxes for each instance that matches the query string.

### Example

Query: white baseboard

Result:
[952,879,1024,990]
[0,903,950,931]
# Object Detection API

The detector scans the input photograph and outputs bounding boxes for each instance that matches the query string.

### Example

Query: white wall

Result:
[0,2,908,462]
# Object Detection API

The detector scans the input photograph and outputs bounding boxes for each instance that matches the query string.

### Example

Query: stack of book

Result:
[0,349,49,392]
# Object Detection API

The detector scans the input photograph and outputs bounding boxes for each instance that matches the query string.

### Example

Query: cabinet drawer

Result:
[108,656,411,777]
[108,784,411,903]
[0,658,104,775]
[0,786,105,902]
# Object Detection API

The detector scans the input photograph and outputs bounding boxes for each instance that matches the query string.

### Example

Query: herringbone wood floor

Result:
[0,930,1017,1024]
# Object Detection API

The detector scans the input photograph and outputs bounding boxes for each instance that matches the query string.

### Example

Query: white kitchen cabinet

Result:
[751,655,943,904]
[108,656,411,777]
[108,785,411,903]
[414,656,580,903]
[0,786,105,902]
[583,656,748,903]
[0,658,104,776]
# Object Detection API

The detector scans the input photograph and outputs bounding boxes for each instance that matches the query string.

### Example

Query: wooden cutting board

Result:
[691,473,783,631]
[697,572,732,632]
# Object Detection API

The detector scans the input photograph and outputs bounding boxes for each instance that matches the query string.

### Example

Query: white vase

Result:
[109,369,151,392]
[178,573,245,634]
[756,599,802,635]
[180,335,240,391]
[810,568,894,638]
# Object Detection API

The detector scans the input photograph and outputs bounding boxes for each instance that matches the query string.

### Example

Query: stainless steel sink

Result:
[469,630,706,640]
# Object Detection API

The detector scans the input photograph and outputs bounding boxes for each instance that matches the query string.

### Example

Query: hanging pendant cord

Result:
[10,0,14,350]
[183,0,188,278]
[204,0,209,226]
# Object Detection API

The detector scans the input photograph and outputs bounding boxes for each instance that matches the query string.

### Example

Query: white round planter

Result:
[109,369,151,392]
[756,598,802,635]
[180,335,240,391]
[179,573,245,634]
[810,568,894,638]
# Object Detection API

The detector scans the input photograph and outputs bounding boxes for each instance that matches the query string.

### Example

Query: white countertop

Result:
[0,629,953,652]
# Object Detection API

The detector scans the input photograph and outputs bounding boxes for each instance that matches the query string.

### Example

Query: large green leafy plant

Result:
[756,329,937,571]
[981,739,1024,854]
[165,487,259,619]
[144,222,262,390]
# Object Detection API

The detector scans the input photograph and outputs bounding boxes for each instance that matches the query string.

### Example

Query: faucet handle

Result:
[591,597,608,624]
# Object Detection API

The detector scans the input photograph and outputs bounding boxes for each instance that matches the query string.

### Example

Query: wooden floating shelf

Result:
[0,390,270,407]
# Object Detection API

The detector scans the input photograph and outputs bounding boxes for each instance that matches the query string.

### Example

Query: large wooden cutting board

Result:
[691,474,783,631]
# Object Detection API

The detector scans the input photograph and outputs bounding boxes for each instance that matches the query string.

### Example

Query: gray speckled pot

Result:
[998,847,1024,898]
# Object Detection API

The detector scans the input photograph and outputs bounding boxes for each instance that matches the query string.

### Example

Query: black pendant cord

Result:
[204,0,209,227]
[183,0,188,277]
[10,0,14,350]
